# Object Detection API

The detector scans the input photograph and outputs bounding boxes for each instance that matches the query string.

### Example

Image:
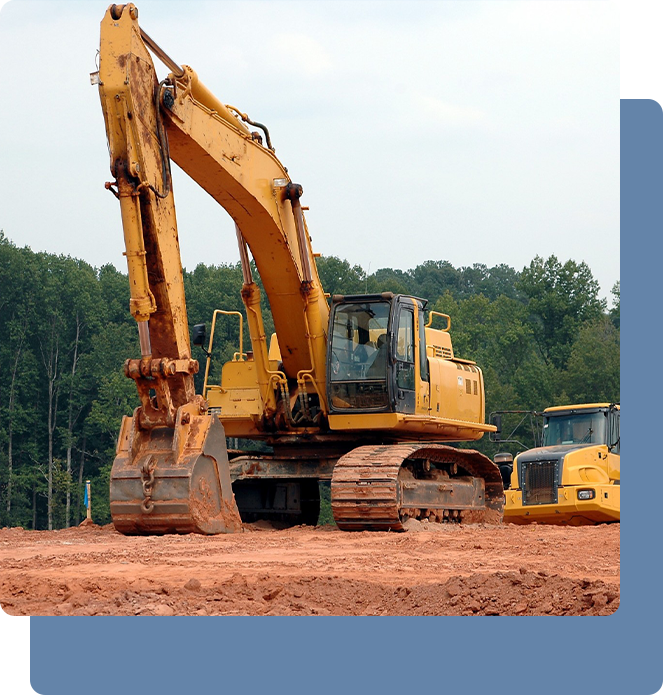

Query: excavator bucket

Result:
[110,407,242,534]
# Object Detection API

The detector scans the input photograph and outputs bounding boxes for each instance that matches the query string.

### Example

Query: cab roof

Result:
[544,403,619,414]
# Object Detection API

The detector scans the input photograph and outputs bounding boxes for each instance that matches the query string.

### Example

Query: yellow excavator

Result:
[94,3,502,534]
[493,404,620,525]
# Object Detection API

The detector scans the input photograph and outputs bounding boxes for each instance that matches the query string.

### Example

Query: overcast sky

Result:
[0,0,619,300]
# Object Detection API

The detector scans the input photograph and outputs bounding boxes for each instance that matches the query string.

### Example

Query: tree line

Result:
[0,231,619,529]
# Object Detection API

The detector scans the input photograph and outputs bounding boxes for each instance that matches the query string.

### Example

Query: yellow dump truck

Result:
[500,404,619,525]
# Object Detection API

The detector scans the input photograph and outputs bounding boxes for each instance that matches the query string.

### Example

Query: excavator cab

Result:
[327,293,425,415]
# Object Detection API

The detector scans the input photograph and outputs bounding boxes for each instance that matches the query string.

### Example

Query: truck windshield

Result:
[328,301,391,411]
[542,411,607,447]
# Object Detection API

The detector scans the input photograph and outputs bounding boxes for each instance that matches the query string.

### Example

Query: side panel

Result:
[207,361,264,417]
[428,357,486,426]
[560,446,612,485]
[607,452,620,481]
[328,412,493,440]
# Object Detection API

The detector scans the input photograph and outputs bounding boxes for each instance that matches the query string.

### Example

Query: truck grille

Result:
[522,460,559,505]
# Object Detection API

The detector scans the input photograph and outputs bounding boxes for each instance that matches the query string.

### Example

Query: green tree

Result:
[369,267,410,295]
[517,255,606,370]
[462,263,522,301]
[561,317,620,404]
[609,281,620,329]
[315,256,366,296]
[409,260,461,301]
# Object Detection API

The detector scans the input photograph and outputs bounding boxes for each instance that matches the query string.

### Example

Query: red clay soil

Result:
[0,521,619,616]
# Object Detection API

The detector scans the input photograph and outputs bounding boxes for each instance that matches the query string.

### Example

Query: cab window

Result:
[395,307,415,391]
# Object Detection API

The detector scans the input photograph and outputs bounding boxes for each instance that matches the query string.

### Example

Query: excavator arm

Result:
[96,3,334,534]
[97,3,329,420]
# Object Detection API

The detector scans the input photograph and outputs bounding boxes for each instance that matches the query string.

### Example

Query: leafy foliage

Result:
[561,317,620,404]
[317,482,335,526]
[0,230,618,528]
[516,255,606,370]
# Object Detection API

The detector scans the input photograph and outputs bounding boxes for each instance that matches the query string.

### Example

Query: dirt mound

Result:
[0,522,619,616]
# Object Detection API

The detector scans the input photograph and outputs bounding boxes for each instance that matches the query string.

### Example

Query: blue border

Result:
[28,100,661,695]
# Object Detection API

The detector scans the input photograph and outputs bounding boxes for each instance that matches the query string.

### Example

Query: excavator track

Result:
[331,444,504,531]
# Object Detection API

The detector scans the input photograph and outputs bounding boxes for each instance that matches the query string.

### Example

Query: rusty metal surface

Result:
[110,412,242,535]
[124,358,201,429]
[226,455,333,525]
[331,444,504,531]
[229,455,337,482]
[233,478,320,526]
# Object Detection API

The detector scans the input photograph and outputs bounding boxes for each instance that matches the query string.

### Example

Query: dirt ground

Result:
[0,521,619,617]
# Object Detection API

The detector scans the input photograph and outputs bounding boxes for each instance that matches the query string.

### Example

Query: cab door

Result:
[607,407,620,482]
[393,302,416,414]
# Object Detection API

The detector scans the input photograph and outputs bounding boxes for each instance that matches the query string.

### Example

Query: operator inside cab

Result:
[367,333,388,377]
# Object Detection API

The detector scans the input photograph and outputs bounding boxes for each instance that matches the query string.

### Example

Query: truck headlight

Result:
[577,489,596,500]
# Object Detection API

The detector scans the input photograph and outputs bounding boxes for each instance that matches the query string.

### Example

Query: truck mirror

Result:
[491,414,502,440]
[494,452,513,489]
[192,323,206,347]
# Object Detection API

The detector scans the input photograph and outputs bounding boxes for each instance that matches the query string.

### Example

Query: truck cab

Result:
[504,403,620,525]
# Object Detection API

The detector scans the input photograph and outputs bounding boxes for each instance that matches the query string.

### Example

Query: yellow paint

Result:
[544,402,618,413]
[328,412,493,440]
[505,403,620,525]
[504,485,620,525]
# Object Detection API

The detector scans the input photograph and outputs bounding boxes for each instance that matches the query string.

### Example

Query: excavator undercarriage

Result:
[228,443,504,531]
[331,444,504,530]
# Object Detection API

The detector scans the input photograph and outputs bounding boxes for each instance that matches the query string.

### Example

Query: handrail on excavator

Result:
[202,310,245,399]
[426,311,451,331]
